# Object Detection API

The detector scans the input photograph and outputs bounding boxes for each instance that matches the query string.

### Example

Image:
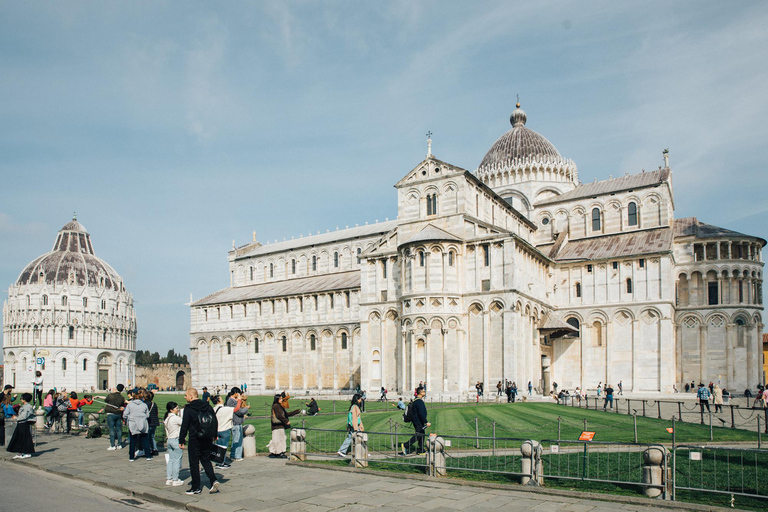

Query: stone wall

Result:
[135,363,190,391]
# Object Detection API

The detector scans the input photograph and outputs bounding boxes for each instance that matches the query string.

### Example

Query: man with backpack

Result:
[400,387,430,456]
[179,388,220,495]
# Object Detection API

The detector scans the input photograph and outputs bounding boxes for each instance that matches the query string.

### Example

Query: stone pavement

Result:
[0,432,734,512]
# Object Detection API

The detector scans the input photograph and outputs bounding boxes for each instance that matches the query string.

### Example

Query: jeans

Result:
[66,411,77,432]
[129,432,152,460]
[148,425,157,452]
[188,439,217,491]
[107,414,123,447]
[166,438,183,481]
[604,396,613,409]
[403,426,426,454]
[338,430,354,454]
[216,429,231,462]
[78,409,84,426]
[231,425,243,459]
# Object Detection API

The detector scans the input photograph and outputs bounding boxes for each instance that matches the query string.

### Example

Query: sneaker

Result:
[107,446,116,451]
[116,445,123,450]
[129,459,135,462]
[166,479,173,486]
[172,480,185,487]
[231,458,243,462]
[146,457,153,461]
[136,451,144,457]
[400,443,407,456]
[13,454,22,459]
[185,488,201,495]
[209,481,220,494]
[21,454,31,459]
[214,464,230,470]
[337,451,346,457]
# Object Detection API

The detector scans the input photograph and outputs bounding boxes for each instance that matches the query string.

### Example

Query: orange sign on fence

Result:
[666,427,674,434]
[578,431,596,441]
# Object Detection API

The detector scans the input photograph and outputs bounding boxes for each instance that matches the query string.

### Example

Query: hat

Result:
[3,385,13,390]
[203,386,208,390]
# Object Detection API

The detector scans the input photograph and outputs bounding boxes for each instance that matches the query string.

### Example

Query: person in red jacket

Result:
[77,394,94,427]
[66,392,79,433]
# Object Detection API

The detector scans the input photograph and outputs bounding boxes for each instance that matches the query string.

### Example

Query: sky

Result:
[1,1,767,360]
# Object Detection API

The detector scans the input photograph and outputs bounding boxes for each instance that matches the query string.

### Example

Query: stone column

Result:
[725,323,734,387]
[425,328,432,394]
[351,432,368,468]
[289,427,305,461]
[699,324,708,384]
[520,440,543,486]
[631,319,639,392]
[483,311,490,397]
[642,446,668,498]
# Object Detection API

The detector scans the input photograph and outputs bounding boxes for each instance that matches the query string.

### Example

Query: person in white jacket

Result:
[122,388,151,462]
[163,402,184,486]
[211,396,234,469]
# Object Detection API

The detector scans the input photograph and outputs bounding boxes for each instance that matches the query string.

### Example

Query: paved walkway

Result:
[1,432,732,512]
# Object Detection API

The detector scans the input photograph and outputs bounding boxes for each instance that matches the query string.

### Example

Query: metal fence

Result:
[673,444,768,501]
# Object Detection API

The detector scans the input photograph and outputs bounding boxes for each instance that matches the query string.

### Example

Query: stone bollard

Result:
[35,409,46,432]
[642,446,668,498]
[290,428,306,461]
[242,424,257,458]
[88,413,99,428]
[427,434,447,476]
[520,440,543,486]
[351,432,368,468]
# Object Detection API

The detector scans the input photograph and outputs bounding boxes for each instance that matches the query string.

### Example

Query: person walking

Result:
[380,387,387,401]
[123,388,152,461]
[268,392,300,459]
[6,392,35,459]
[227,388,249,462]
[179,387,220,495]
[212,396,233,470]
[618,380,623,396]
[163,402,184,487]
[712,384,723,413]
[336,394,364,457]
[496,381,502,397]
[697,383,711,424]
[401,387,430,455]
[603,384,614,410]
[527,381,532,396]
[103,384,126,450]
[146,391,160,456]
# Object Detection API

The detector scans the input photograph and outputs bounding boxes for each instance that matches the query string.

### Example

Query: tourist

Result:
[6,392,35,459]
[123,388,152,461]
[712,384,723,413]
[393,397,406,411]
[618,380,623,396]
[401,387,430,455]
[511,382,518,402]
[305,398,320,416]
[684,382,690,393]
[496,381,503,397]
[52,392,69,432]
[66,391,80,433]
[603,384,614,410]
[163,402,184,486]
[360,390,367,412]
[336,393,364,457]
[697,383,711,423]
[43,390,55,427]
[146,391,160,456]
[201,387,211,404]
[227,387,249,462]
[179,387,220,495]
[505,382,512,403]
[553,382,558,395]
[596,382,602,398]
[690,381,695,393]
[211,396,232,469]
[528,381,533,396]
[32,371,44,408]
[103,384,126,450]
[269,392,300,459]
[76,394,94,427]
[380,387,387,401]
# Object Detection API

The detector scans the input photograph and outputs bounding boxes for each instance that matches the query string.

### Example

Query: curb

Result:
[286,461,742,512]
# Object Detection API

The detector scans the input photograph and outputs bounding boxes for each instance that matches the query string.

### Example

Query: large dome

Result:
[478,103,565,173]
[16,216,123,291]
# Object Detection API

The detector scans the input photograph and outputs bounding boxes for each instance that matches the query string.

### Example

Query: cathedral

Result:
[190,103,764,397]
[2,218,137,391]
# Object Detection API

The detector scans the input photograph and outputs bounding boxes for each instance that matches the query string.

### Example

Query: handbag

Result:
[211,443,227,464]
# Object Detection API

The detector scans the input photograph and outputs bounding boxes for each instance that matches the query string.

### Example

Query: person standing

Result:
[268,392,300,459]
[32,371,44,408]
[212,396,233,470]
[697,383,711,424]
[603,384,614,410]
[163,402,184,486]
[505,382,512,403]
[511,382,518,403]
[618,380,623,396]
[360,390,367,412]
[496,381,502,397]
[227,388,249,462]
[201,387,211,404]
[146,391,160,456]
[179,387,220,495]
[401,387,430,455]
[123,388,152,461]
[103,384,126,450]
[7,392,35,459]
[712,384,723,413]
[336,394,364,457]
[527,381,533,396]
[0,385,16,446]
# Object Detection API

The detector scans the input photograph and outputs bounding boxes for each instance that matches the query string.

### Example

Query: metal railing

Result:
[673,444,768,501]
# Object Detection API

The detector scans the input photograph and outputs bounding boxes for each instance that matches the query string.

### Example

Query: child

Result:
[77,394,94,427]
[7,393,35,458]
[163,402,184,486]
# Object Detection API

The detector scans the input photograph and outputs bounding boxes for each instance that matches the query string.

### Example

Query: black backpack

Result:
[193,406,217,439]
[402,400,414,423]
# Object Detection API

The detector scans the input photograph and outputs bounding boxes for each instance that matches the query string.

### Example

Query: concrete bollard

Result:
[242,424,257,458]
[427,434,447,476]
[351,432,368,468]
[35,409,46,432]
[520,440,543,486]
[642,446,668,498]
[5,418,17,444]
[88,413,99,428]
[290,428,306,461]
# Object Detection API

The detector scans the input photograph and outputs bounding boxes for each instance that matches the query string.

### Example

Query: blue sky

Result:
[1,1,767,359]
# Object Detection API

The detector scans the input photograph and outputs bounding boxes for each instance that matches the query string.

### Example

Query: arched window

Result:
[62,296,68,306]
[427,193,438,215]
[341,332,348,350]
[419,251,425,267]
[83,359,87,371]
[575,282,582,298]
[626,278,633,293]
[310,334,316,351]
[382,260,387,279]
[356,248,362,264]
[62,357,67,371]
[82,298,88,307]
[312,255,317,271]
[269,263,274,278]
[483,244,490,266]
[566,317,580,337]
[69,326,74,340]
[593,321,603,346]
[334,252,339,268]
[591,208,601,232]
[250,267,254,281]
[281,336,287,352]
[627,202,638,226]
[101,300,106,310]
[227,341,231,355]
[254,338,259,353]
[448,251,455,266]
[42,295,48,306]
[735,317,746,347]
[291,259,296,274]
[103,331,107,342]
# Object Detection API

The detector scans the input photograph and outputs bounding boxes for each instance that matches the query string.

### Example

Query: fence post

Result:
[633,413,638,443]
[351,432,368,468]
[657,401,662,419]
[520,440,542,486]
[678,402,682,423]
[730,405,735,429]
[557,416,561,442]
[429,435,446,476]
[642,446,668,498]
[642,400,646,417]
[492,422,496,456]
[289,428,306,461]
[672,416,677,502]
[475,417,480,449]
[583,418,588,432]
[394,423,399,453]
[333,401,336,414]
[389,418,394,451]
[627,399,631,415]
[709,411,713,441]
[758,416,762,449]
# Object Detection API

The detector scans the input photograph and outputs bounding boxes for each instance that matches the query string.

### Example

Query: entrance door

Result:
[99,369,109,390]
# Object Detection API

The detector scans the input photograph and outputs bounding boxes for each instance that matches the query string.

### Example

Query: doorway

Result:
[99,369,109,390]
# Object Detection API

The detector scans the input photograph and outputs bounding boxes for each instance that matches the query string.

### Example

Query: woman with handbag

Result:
[212,396,233,469]
[268,392,300,459]
[336,394,364,457]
